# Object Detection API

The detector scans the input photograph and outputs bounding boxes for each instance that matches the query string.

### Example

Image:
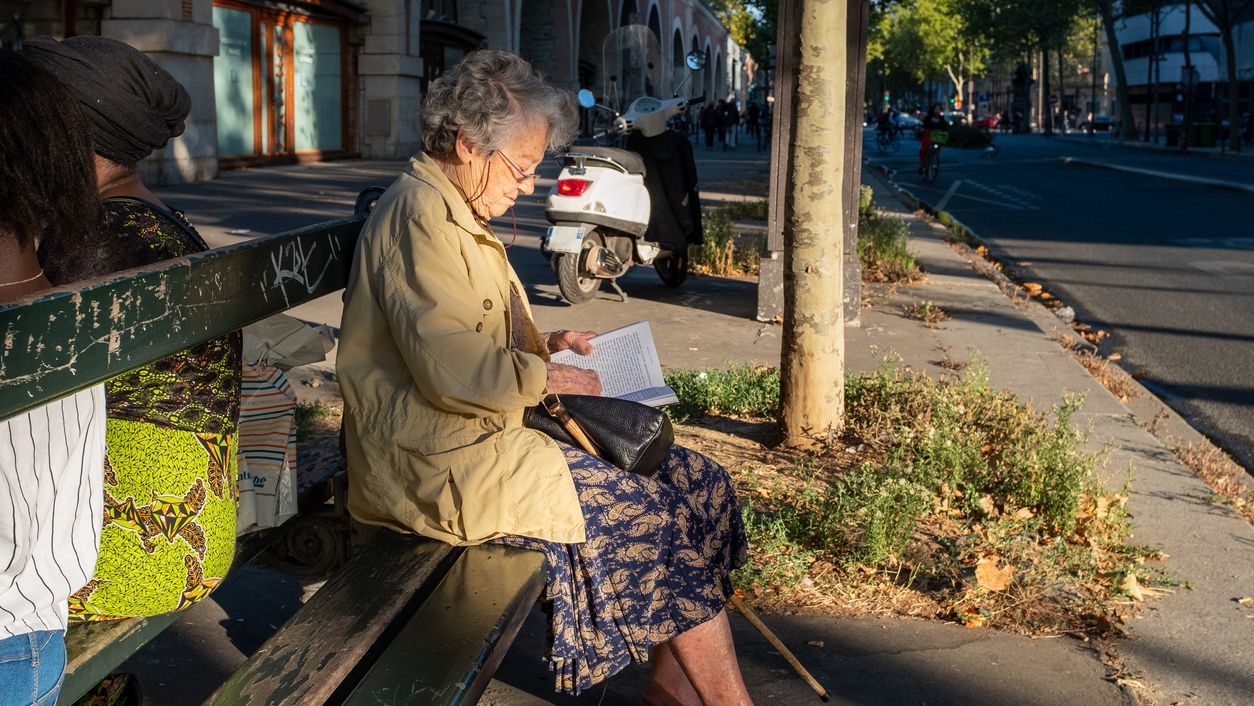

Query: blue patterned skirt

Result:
[491,443,748,694]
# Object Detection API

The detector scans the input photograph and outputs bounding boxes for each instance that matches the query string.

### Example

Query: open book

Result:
[549,321,679,407]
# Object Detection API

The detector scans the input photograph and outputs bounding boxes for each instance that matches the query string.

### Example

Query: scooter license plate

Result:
[544,225,586,254]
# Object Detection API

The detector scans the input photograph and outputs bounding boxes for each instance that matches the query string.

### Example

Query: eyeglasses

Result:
[494,149,540,184]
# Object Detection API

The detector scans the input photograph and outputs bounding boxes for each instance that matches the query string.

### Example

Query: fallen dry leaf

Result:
[958,607,986,628]
[1023,282,1043,295]
[1107,353,1122,361]
[807,640,825,648]
[976,555,1014,591]
[1121,573,1145,601]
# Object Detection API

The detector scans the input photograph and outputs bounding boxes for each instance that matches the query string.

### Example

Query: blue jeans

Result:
[0,630,66,706]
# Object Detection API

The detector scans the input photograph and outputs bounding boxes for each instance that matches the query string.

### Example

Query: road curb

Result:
[1060,156,1254,194]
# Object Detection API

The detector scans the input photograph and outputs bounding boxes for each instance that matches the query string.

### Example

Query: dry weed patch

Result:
[1171,442,1254,523]
[666,363,1164,636]
[1055,335,1141,403]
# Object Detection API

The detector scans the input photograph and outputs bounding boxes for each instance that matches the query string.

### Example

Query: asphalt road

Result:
[866,129,1254,473]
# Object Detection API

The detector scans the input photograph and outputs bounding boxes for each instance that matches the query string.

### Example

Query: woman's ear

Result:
[454,128,476,164]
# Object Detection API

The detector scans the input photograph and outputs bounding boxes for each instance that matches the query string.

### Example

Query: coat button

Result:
[483,299,493,310]
[475,322,483,332]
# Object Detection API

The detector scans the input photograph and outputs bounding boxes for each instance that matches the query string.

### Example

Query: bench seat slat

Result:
[342,545,545,706]
[204,530,455,705]
[58,612,184,703]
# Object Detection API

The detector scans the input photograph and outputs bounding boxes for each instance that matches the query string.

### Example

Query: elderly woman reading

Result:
[338,50,753,705]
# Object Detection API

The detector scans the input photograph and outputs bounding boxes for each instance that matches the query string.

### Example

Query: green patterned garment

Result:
[68,198,242,622]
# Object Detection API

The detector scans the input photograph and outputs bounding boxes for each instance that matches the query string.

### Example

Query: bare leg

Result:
[644,643,702,706]
[665,608,754,706]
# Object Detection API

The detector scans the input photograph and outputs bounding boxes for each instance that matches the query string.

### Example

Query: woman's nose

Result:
[519,178,536,196]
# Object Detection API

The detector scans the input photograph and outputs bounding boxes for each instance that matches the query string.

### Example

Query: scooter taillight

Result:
[557,179,592,196]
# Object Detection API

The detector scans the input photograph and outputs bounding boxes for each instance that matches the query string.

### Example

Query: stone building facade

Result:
[1,0,735,184]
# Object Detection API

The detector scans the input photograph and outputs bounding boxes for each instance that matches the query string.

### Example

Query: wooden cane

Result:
[541,393,601,457]
[730,593,831,702]
[547,396,831,702]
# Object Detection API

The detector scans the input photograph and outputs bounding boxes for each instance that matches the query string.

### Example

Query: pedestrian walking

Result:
[721,99,740,149]
[746,102,762,151]
[700,102,718,150]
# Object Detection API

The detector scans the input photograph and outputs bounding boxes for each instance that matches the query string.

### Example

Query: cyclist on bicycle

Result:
[918,103,949,173]
[875,105,896,135]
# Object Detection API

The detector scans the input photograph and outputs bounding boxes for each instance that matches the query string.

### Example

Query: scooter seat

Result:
[565,146,646,177]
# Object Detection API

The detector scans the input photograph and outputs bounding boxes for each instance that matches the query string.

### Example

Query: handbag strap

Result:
[541,393,601,457]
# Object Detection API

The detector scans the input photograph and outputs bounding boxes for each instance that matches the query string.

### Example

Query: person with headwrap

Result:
[23,36,242,622]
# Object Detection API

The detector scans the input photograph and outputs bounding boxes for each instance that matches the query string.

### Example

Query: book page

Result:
[549,321,679,406]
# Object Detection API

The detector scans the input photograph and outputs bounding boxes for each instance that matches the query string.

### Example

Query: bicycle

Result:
[875,126,900,153]
[919,129,948,183]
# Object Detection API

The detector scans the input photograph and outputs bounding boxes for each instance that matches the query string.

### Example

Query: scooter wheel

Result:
[556,231,603,304]
[654,254,688,288]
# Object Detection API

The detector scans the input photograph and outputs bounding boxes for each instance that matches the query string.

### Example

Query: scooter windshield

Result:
[601,24,663,113]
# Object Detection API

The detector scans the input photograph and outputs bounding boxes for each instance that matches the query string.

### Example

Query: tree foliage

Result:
[705,0,778,66]
[958,0,1088,56]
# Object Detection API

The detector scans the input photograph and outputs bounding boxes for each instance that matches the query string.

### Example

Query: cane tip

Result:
[819,693,830,703]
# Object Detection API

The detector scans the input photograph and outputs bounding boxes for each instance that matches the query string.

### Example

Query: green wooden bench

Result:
[0,189,546,706]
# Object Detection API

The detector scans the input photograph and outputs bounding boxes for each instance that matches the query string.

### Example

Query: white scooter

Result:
[543,27,706,304]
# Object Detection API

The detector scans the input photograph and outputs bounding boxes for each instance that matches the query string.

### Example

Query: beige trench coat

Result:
[337,152,585,545]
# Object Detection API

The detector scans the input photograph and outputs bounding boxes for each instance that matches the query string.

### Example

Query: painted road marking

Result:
[935,180,963,211]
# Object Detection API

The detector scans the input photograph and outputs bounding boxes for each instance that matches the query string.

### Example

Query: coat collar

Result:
[406,151,500,245]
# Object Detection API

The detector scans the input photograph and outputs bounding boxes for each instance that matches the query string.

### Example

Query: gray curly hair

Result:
[421,50,578,156]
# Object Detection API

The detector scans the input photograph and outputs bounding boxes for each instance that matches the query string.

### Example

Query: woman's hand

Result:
[545,362,602,396]
[544,329,597,355]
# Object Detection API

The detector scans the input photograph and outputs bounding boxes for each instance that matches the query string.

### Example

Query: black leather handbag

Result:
[524,394,674,477]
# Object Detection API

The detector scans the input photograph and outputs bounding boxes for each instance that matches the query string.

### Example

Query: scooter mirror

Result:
[685,51,708,71]
[577,89,596,109]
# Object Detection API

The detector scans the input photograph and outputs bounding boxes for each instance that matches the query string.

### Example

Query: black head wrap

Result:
[22,35,191,167]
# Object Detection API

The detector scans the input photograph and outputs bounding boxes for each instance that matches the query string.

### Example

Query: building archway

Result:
[691,32,703,103]
[579,0,612,90]
[619,0,638,27]
[518,0,556,81]
[671,27,685,97]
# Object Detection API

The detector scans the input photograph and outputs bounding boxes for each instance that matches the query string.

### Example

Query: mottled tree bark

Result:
[779,0,846,447]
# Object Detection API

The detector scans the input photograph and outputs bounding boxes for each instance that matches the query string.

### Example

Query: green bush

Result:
[858,210,919,283]
[721,199,769,221]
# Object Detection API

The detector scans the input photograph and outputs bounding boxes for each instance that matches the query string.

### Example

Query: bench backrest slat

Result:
[0,216,365,421]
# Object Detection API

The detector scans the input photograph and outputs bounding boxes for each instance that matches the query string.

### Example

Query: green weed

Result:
[294,400,336,441]
[690,210,762,276]
[858,203,920,283]
[665,365,780,423]
[720,199,769,221]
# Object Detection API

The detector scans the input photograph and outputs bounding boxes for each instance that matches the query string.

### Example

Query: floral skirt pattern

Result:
[490,444,747,694]
[68,420,237,622]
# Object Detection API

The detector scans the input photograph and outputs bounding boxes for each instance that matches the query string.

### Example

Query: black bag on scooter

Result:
[626,131,703,250]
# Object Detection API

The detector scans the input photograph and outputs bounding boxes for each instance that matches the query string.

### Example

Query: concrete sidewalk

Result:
[133,139,1254,706]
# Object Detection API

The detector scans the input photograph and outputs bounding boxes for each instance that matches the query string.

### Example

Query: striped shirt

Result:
[0,386,106,637]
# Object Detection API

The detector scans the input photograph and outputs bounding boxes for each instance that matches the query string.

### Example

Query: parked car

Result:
[973,114,998,130]
[943,111,968,126]
[893,113,921,130]
[1080,115,1116,133]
